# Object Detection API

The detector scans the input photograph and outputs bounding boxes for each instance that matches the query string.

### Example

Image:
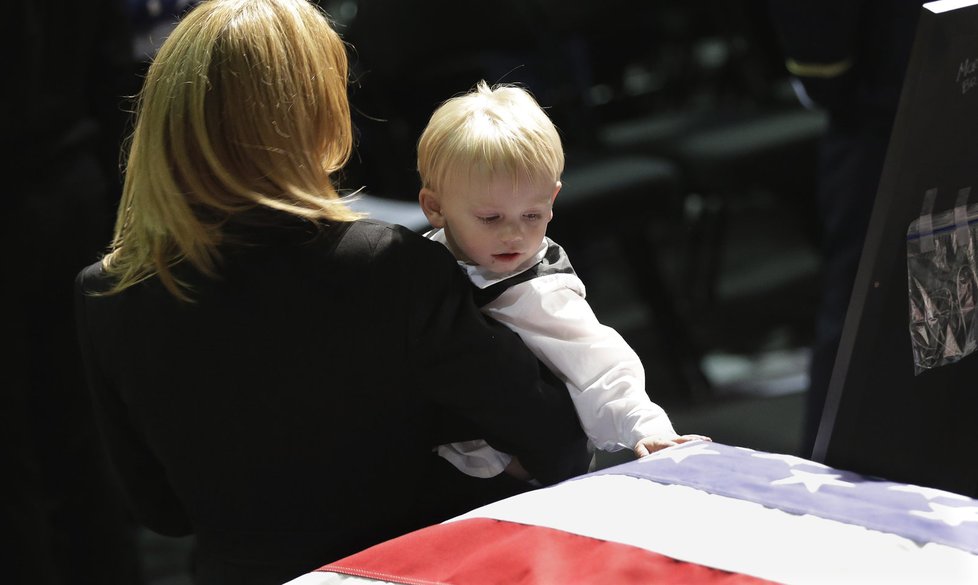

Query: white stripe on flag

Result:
[453,474,978,585]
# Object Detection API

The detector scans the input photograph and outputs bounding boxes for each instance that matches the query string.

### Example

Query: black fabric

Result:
[75,219,588,585]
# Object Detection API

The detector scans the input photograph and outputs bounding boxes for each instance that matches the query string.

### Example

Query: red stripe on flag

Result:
[318,518,775,585]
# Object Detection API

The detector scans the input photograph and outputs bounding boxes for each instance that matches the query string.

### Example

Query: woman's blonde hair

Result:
[104,0,359,299]
[417,81,564,195]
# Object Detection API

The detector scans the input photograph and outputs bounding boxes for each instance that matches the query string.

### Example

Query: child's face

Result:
[426,176,560,273]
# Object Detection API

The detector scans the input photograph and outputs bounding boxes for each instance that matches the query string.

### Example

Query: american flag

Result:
[288,441,978,584]
[594,442,978,555]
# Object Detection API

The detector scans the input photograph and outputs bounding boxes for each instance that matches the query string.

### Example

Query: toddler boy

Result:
[417,81,709,479]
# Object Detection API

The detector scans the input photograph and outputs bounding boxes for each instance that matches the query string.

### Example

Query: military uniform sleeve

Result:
[767,2,864,112]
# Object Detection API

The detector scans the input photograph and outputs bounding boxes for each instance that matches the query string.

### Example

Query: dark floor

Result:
[138,180,821,584]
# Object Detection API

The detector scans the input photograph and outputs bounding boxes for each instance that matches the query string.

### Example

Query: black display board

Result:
[814,0,978,497]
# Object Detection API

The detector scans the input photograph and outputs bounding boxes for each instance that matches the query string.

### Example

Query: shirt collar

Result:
[426,228,549,289]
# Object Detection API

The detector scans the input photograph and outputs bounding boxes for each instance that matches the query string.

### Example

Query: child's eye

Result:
[524,213,541,221]
[478,216,499,224]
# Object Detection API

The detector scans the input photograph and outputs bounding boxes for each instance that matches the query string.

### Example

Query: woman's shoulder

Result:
[75,260,112,295]
[339,218,418,245]
[333,220,466,292]
[337,219,454,265]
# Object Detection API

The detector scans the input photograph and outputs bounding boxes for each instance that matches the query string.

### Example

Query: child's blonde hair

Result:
[104,0,359,299]
[417,81,564,195]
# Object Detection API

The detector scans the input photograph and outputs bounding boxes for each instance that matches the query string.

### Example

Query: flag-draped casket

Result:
[287,442,978,584]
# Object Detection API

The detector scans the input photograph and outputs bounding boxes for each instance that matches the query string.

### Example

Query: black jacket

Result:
[75,217,587,584]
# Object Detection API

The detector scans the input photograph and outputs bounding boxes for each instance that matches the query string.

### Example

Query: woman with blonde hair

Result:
[74,1,587,583]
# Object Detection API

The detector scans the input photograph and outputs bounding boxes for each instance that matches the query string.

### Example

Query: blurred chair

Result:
[542,0,826,397]
[599,105,828,307]
[547,153,711,402]
[546,0,829,316]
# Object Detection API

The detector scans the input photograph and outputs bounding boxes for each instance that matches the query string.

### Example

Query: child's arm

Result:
[483,273,682,453]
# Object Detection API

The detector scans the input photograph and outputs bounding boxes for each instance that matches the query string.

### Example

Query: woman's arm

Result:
[395,229,588,485]
[74,267,193,536]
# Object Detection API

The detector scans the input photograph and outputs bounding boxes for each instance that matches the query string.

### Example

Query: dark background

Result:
[134,3,822,579]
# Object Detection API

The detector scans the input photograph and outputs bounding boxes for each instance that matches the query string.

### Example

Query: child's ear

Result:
[548,181,562,221]
[419,188,447,228]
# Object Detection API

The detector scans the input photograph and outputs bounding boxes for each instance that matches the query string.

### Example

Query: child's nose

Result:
[500,222,523,243]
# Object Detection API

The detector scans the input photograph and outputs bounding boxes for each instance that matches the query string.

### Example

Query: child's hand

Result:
[633,434,712,458]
